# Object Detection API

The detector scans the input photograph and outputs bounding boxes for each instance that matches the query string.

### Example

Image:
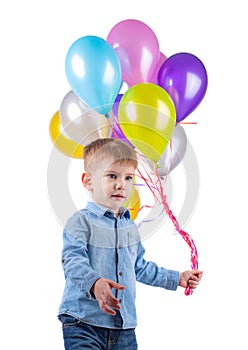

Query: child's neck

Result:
[114,211,120,218]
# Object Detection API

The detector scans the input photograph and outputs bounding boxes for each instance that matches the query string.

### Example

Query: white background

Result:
[1,0,247,349]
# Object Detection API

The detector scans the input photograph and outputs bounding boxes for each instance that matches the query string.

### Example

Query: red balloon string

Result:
[136,155,199,295]
[155,166,198,296]
[179,121,197,124]
[136,167,160,203]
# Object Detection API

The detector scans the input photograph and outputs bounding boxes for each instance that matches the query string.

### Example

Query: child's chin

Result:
[110,198,125,208]
[111,196,125,202]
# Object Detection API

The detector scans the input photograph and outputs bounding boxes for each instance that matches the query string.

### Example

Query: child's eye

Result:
[107,174,117,179]
[126,176,133,181]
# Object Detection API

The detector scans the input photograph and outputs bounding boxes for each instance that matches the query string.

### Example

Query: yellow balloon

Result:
[49,111,84,158]
[124,186,140,220]
[118,83,176,163]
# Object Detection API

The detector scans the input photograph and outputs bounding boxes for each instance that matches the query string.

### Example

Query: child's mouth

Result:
[112,194,125,200]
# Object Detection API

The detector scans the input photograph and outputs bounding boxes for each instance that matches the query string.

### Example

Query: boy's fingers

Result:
[191,273,202,280]
[99,299,116,315]
[192,270,203,277]
[100,293,121,315]
[107,294,120,307]
[109,280,125,290]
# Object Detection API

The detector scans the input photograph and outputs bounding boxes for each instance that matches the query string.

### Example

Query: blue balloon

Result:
[65,36,122,116]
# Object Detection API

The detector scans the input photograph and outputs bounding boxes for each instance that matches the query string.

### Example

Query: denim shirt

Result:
[58,201,180,329]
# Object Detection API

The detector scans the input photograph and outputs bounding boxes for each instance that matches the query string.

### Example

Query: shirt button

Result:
[119,271,123,276]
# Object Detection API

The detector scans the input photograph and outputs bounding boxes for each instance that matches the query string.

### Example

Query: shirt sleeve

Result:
[61,212,101,299]
[134,242,180,291]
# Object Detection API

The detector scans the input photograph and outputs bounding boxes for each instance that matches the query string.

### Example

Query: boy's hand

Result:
[91,278,125,315]
[179,269,203,289]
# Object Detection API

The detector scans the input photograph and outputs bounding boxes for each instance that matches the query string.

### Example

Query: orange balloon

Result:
[124,186,140,220]
[49,111,84,158]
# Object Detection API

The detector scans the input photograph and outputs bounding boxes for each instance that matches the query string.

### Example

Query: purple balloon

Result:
[111,117,134,148]
[158,52,208,122]
[110,94,133,147]
[112,93,123,117]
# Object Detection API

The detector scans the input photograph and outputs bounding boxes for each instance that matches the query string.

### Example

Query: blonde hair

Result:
[83,138,138,172]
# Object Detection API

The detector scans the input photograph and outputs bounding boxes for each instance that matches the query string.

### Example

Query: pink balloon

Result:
[159,52,167,64]
[150,51,167,83]
[107,19,160,86]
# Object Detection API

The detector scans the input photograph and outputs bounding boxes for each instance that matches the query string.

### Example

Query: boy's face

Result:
[84,160,136,216]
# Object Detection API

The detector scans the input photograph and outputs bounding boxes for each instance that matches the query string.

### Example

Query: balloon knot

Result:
[104,113,110,118]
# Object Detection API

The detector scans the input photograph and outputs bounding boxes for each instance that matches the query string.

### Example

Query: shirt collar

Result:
[86,201,130,219]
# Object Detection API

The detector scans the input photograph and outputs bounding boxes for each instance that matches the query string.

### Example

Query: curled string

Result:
[155,166,198,296]
[136,170,159,202]
[137,152,199,295]
[137,204,165,229]
[134,171,168,231]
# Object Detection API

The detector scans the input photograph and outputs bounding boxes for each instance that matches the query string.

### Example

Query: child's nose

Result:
[115,180,125,190]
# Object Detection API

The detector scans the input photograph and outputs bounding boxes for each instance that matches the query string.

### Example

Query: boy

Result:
[58,138,202,349]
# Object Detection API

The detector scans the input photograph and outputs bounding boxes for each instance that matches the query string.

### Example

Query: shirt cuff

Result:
[83,273,102,299]
[165,270,180,290]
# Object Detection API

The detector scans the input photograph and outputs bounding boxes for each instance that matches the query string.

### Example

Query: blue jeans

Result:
[59,314,138,350]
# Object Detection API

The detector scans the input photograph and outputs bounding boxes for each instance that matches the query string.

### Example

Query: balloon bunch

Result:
[49,19,208,295]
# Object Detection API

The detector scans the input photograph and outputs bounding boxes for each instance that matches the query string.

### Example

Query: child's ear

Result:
[82,172,93,191]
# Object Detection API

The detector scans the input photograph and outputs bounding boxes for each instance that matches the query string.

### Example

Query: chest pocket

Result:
[126,227,140,261]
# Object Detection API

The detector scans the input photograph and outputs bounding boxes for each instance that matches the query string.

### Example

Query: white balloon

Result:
[158,124,187,176]
[60,90,114,145]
